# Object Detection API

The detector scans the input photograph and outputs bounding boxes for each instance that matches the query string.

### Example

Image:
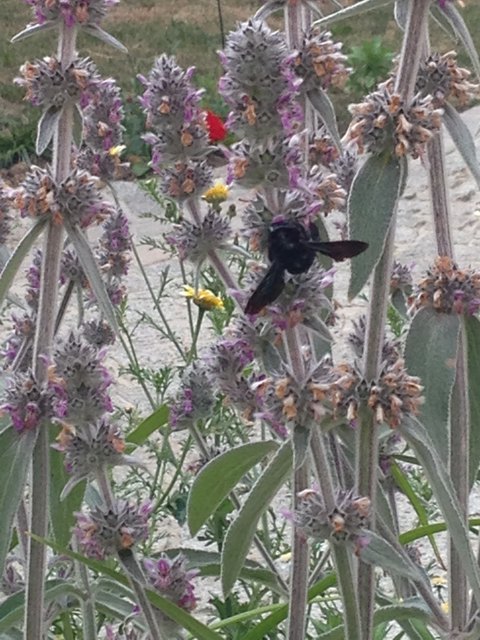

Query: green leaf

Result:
[317,598,430,640]
[359,530,426,582]
[439,2,480,80]
[221,440,292,595]
[399,417,480,606]
[348,152,406,299]
[0,580,84,632]
[64,221,118,332]
[36,106,62,155]
[126,405,169,446]
[313,0,392,26]
[241,573,336,640]
[0,427,37,575]
[306,88,341,150]
[404,308,460,463]
[84,24,128,53]
[49,424,86,547]
[0,220,47,310]
[399,517,480,545]
[188,440,278,536]
[390,462,445,569]
[10,21,56,43]
[465,315,480,486]
[443,102,480,190]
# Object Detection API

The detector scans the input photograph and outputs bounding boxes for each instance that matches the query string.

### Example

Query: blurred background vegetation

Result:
[0,0,478,173]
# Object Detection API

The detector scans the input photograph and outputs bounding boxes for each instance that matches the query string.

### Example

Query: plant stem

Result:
[72,538,97,640]
[353,3,431,637]
[287,459,310,640]
[186,308,204,365]
[310,429,361,639]
[428,116,470,631]
[25,24,77,640]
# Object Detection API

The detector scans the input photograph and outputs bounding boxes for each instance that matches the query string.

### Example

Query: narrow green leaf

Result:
[306,88,341,150]
[221,441,292,595]
[359,530,425,582]
[242,573,336,640]
[49,424,85,547]
[0,427,36,574]
[439,2,480,79]
[0,580,83,632]
[126,405,169,446]
[399,417,480,606]
[404,308,460,463]
[317,599,430,640]
[64,221,118,332]
[390,462,445,568]
[313,0,392,26]
[465,316,480,486]
[443,102,480,190]
[10,21,55,43]
[348,152,406,299]
[0,220,47,310]
[399,517,480,545]
[188,440,278,536]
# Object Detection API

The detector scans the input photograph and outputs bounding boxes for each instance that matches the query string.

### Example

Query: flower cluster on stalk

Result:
[16,56,100,110]
[416,51,480,108]
[409,256,480,315]
[143,554,198,611]
[294,27,350,93]
[344,79,442,158]
[78,78,127,180]
[294,488,371,553]
[15,166,114,228]
[0,183,12,245]
[75,500,152,559]
[25,0,119,28]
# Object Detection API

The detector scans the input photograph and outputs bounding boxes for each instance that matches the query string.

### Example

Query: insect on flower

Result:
[245,220,368,314]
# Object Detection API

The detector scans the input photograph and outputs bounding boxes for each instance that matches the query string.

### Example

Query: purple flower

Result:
[143,554,198,612]
[24,0,119,28]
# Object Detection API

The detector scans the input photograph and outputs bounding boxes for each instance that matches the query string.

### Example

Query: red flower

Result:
[205,110,227,143]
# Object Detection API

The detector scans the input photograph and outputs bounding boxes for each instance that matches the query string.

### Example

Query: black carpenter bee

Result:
[245,220,368,315]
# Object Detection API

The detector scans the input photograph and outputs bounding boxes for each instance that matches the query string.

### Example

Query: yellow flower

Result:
[108,145,126,157]
[183,286,224,311]
[202,181,229,204]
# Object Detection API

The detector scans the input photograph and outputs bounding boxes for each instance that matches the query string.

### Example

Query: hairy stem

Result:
[25,25,77,640]
[355,3,431,637]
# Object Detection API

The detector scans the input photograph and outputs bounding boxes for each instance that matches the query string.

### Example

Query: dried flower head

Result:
[82,318,116,348]
[74,500,151,559]
[410,256,480,315]
[52,331,113,427]
[416,51,479,108]
[167,209,231,263]
[16,56,100,110]
[54,419,135,496]
[25,0,119,27]
[15,166,114,228]
[391,260,413,296]
[309,357,423,429]
[344,79,442,158]
[308,131,340,168]
[294,488,370,552]
[60,249,88,288]
[139,54,209,164]
[295,27,350,92]
[219,19,301,140]
[144,553,198,611]
[303,165,346,214]
[158,160,213,201]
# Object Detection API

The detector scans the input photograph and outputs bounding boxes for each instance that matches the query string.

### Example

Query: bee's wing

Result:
[307,240,368,262]
[245,262,285,315]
